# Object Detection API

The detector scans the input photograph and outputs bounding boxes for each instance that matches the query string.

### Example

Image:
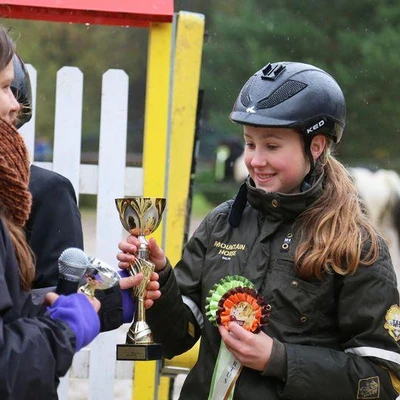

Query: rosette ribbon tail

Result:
[208,340,243,400]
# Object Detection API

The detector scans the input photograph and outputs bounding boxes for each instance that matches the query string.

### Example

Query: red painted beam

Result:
[0,0,174,27]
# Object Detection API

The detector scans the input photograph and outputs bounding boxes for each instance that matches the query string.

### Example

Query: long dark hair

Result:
[0,27,14,70]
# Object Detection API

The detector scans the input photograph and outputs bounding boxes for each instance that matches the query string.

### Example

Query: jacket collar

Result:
[246,173,324,223]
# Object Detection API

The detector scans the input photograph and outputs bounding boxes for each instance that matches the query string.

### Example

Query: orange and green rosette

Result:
[205,275,270,333]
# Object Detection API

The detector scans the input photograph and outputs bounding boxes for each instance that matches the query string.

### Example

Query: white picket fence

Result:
[21,65,144,400]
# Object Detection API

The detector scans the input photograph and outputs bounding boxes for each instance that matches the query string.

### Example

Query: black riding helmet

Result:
[11,53,32,129]
[230,61,346,143]
[228,62,346,227]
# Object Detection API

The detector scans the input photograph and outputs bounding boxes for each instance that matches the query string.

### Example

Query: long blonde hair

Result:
[294,143,380,278]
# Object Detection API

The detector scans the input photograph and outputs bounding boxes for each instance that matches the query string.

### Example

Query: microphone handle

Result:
[55,278,80,295]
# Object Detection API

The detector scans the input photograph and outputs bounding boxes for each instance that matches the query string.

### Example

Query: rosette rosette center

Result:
[205,275,271,333]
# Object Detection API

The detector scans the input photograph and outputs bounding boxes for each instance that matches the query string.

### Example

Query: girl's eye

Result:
[245,142,255,149]
[267,144,278,150]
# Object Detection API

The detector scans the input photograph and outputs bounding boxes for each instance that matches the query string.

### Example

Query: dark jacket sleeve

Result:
[0,219,76,399]
[280,245,400,400]
[26,165,84,288]
[146,261,202,358]
[145,214,215,359]
[95,284,124,332]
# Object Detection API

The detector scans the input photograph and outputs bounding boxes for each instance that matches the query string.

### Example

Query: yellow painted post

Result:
[142,23,172,199]
[164,11,205,265]
[158,11,205,400]
[133,21,172,400]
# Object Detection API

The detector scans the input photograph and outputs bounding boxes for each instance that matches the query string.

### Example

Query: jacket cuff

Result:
[261,338,287,380]
[95,284,124,332]
[157,260,173,287]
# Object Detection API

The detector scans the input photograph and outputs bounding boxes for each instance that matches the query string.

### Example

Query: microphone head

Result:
[58,247,90,282]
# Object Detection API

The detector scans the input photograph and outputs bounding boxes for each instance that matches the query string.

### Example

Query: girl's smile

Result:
[243,126,310,194]
[243,126,325,194]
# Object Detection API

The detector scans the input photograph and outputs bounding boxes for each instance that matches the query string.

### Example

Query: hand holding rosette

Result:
[205,276,271,400]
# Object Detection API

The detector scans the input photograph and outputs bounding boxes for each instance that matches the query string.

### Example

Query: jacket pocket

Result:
[265,258,321,329]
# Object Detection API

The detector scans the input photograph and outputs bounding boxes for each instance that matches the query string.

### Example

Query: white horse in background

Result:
[348,167,400,285]
[232,154,400,285]
[232,152,247,183]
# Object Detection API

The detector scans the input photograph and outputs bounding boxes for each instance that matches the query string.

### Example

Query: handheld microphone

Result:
[56,247,91,295]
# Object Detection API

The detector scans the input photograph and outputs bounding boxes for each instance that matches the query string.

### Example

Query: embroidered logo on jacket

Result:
[384,305,400,341]
[213,241,246,260]
[357,376,380,399]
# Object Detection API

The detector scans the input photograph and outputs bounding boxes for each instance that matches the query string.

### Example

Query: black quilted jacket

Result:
[147,176,400,400]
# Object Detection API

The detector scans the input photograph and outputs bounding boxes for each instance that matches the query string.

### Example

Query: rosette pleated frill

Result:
[205,276,271,400]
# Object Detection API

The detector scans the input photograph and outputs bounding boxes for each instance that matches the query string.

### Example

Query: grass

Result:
[191,192,214,217]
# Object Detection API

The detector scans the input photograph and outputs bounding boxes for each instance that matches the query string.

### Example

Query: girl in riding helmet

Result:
[118,61,400,399]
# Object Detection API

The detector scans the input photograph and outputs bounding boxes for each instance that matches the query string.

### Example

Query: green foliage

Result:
[191,192,213,217]
[5,18,148,154]
[2,0,400,174]
[200,0,400,168]
[79,194,97,209]
[195,180,238,207]
[193,165,239,207]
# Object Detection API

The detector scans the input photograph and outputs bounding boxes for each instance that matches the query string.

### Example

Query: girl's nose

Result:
[9,89,21,113]
[251,150,267,167]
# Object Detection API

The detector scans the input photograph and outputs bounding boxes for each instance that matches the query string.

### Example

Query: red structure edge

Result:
[0,1,174,27]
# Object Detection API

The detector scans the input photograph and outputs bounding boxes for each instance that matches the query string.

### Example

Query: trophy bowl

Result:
[115,197,166,237]
[79,256,121,298]
[115,197,166,361]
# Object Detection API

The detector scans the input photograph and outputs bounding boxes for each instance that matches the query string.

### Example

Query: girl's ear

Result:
[310,135,326,161]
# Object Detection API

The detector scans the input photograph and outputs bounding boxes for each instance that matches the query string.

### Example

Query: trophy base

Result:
[116,343,163,361]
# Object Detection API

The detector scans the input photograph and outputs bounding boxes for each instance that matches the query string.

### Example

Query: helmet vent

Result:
[257,80,307,109]
[240,75,256,107]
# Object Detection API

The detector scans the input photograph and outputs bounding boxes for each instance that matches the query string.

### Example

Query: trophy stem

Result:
[126,251,155,345]
[137,235,149,260]
[79,284,95,298]
[136,297,145,322]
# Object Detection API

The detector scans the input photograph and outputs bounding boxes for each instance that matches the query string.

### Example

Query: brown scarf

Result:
[0,118,31,227]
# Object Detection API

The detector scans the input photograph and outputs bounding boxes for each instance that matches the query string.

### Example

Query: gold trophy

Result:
[79,256,121,298]
[115,197,166,361]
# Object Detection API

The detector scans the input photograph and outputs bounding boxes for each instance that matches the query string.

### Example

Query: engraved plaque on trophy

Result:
[115,197,166,361]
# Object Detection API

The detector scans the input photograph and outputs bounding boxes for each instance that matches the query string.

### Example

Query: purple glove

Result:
[118,269,136,323]
[48,293,100,352]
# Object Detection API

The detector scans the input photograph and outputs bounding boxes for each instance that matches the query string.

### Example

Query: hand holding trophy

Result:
[115,196,166,361]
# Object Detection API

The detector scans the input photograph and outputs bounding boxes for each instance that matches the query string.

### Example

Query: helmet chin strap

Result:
[228,180,248,228]
[301,136,315,192]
